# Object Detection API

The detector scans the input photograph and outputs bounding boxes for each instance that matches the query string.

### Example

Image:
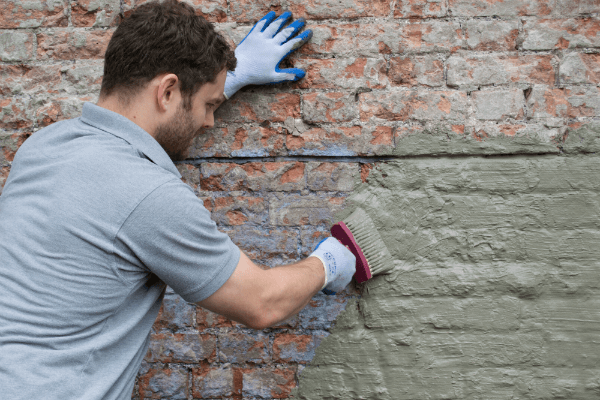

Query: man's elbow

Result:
[243,288,285,330]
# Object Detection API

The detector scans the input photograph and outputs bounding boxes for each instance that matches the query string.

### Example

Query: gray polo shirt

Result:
[0,103,240,400]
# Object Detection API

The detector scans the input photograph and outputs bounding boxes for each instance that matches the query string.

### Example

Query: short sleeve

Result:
[115,179,240,303]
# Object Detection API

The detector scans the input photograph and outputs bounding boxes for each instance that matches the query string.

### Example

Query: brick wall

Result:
[1,0,599,399]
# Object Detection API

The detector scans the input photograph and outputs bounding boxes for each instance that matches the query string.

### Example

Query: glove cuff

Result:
[308,255,328,290]
[223,71,246,99]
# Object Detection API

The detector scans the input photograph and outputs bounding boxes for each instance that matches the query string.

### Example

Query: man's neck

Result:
[96,95,157,137]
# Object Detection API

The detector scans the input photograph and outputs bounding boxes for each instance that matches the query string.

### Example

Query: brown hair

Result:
[100,0,236,109]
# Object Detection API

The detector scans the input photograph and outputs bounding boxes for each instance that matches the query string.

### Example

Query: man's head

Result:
[98,0,236,161]
[100,0,236,109]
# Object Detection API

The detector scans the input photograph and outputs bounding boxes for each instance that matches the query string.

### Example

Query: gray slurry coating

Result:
[293,153,600,399]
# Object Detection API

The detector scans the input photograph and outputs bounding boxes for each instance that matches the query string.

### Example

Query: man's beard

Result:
[154,105,201,162]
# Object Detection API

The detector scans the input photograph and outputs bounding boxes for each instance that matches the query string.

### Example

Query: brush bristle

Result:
[342,207,393,275]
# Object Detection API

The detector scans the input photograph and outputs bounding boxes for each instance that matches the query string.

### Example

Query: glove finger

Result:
[274,18,305,44]
[280,30,313,55]
[237,11,277,46]
[262,11,292,37]
[257,11,278,33]
[273,67,306,82]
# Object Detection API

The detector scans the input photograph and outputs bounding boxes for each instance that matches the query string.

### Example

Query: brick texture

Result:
[1,0,599,399]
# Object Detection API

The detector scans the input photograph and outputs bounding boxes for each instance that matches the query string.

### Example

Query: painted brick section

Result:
[294,157,600,399]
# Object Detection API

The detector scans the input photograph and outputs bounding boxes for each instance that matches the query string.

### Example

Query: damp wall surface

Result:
[1,0,600,399]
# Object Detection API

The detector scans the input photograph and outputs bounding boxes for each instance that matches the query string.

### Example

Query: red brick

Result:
[302,92,359,124]
[298,292,355,329]
[555,0,600,16]
[0,97,34,130]
[394,0,447,18]
[359,90,467,122]
[71,0,120,27]
[269,193,345,226]
[190,124,286,158]
[522,18,600,50]
[228,0,284,23]
[192,364,233,398]
[210,194,267,226]
[145,332,216,363]
[465,19,520,51]
[473,89,525,121]
[35,97,93,127]
[176,164,200,190]
[1,131,30,163]
[152,295,195,332]
[0,0,68,28]
[449,0,553,16]
[299,21,463,57]
[273,332,327,363]
[61,61,104,95]
[224,226,300,263]
[285,124,394,156]
[241,366,296,398]
[560,52,600,85]
[527,86,600,119]
[216,92,300,123]
[196,307,238,328]
[446,54,556,89]
[306,162,359,192]
[138,365,189,400]
[288,0,390,20]
[397,21,463,53]
[0,165,9,194]
[300,228,330,256]
[389,55,445,87]
[294,57,388,90]
[37,29,114,60]
[200,161,306,192]
[125,0,227,22]
[218,331,270,363]
[0,64,62,97]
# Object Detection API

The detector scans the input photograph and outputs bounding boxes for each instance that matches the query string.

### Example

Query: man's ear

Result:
[156,73,180,113]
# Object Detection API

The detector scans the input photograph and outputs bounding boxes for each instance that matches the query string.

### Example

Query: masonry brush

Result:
[330,207,394,283]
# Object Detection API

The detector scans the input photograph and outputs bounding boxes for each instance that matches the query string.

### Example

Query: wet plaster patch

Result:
[292,155,600,399]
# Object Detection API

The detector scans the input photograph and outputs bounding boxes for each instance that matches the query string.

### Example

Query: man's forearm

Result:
[260,256,325,326]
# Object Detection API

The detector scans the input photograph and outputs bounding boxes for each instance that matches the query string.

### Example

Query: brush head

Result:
[330,221,372,283]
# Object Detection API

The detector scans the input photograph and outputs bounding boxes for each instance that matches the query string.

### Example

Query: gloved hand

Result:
[309,237,356,295]
[223,11,312,99]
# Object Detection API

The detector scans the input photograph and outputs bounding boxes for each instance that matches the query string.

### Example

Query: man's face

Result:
[154,70,227,162]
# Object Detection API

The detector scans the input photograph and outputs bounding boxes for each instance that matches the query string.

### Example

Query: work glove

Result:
[223,11,312,99]
[309,237,356,295]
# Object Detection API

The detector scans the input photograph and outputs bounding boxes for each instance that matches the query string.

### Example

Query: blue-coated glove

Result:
[310,237,356,296]
[223,11,312,99]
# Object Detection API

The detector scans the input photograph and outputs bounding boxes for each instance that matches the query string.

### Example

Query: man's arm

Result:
[198,238,356,330]
[197,252,324,329]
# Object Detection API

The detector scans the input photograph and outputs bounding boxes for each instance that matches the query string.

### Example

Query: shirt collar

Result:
[80,102,182,178]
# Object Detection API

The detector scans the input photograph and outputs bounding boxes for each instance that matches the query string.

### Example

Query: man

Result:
[0,1,356,399]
